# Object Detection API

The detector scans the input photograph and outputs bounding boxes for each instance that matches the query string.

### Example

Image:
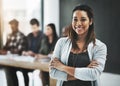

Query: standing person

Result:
[22,18,46,56]
[49,5,107,86]
[35,23,58,86]
[0,19,29,86]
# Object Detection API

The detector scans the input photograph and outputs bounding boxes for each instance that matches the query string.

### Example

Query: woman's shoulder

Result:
[88,39,107,58]
[88,39,107,50]
[89,39,107,53]
[95,39,107,47]
[57,37,70,43]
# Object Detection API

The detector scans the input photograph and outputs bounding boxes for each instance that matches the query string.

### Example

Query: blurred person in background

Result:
[62,24,72,37]
[0,19,27,55]
[35,23,58,86]
[0,19,29,86]
[36,23,58,59]
[21,18,48,86]
[22,18,46,57]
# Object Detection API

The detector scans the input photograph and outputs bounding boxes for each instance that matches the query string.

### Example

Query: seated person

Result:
[35,23,58,86]
[0,19,29,86]
[22,18,46,57]
[0,19,27,55]
[35,23,58,59]
[62,24,72,37]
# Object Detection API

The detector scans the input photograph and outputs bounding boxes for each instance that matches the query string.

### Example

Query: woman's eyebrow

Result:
[73,16,78,18]
[73,16,86,19]
[81,17,86,19]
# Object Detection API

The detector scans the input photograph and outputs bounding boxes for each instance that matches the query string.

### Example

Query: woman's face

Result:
[45,26,53,36]
[72,10,92,36]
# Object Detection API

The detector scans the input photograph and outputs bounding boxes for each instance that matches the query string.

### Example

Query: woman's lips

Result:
[75,27,83,31]
[75,26,83,30]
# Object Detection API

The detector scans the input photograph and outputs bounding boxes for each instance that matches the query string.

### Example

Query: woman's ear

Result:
[90,19,93,25]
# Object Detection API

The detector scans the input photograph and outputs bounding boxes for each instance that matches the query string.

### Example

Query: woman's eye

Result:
[81,18,86,22]
[73,18,78,22]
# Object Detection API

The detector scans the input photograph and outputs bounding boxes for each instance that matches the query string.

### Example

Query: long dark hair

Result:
[68,5,96,52]
[47,23,58,42]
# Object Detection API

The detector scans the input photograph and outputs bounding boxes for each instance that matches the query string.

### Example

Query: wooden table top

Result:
[0,55,49,72]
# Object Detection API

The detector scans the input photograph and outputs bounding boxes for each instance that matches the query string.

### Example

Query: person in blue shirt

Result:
[21,18,46,86]
[22,18,46,56]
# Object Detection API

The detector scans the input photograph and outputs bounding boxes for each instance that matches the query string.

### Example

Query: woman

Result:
[49,5,107,86]
[35,23,58,59]
[36,23,58,86]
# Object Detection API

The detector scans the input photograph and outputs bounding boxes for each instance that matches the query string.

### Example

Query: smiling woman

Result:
[49,5,107,86]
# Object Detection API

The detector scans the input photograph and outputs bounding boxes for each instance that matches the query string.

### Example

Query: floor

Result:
[0,69,120,86]
[100,72,120,86]
[0,69,42,86]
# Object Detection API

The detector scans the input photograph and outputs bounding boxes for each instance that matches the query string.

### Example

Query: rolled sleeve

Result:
[49,38,68,81]
[50,68,67,81]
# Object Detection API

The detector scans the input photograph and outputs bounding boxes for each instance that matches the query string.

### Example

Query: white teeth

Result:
[76,28,82,30]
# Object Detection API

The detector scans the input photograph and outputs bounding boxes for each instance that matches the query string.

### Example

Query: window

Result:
[2,0,42,45]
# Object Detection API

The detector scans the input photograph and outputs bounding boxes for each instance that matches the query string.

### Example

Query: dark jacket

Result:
[26,31,46,53]
[39,37,58,55]
[3,31,27,55]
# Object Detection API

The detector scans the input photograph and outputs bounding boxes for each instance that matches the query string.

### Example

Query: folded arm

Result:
[49,39,107,81]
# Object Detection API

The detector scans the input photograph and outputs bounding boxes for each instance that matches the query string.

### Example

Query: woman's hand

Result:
[49,57,66,71]
[87,60,99,68]
[67,74,77,81]
[22,51,35,57]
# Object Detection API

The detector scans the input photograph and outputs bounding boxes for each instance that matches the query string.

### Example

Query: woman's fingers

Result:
[49,57,60,69]
[91,63,98,66]
[52,58,60,63]
[53,57,59,61]
[49,61,54,69]
[49,62,58,69]
[49,59,57,67]
[91,60,99,64]
[88,60,99,68]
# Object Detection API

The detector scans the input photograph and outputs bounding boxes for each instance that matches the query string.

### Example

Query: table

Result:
[0,55,49,71]
[0,55,56,86]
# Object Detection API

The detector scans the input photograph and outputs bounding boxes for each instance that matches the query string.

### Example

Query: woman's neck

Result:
[77,32,88,43]
[48,35,53,43]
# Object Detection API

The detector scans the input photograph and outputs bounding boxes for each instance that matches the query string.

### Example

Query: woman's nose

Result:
[76,21,82,26]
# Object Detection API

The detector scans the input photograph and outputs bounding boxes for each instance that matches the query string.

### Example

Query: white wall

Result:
[44,0,60,36]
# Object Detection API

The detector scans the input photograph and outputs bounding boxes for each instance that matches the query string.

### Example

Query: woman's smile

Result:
[75,26,84,30]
